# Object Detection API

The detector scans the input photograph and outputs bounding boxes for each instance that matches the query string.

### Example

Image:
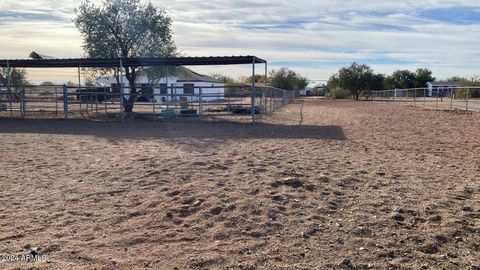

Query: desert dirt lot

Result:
[0,98,479,270]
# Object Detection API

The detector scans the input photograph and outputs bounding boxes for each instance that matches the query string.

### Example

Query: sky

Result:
[0,0,480,84]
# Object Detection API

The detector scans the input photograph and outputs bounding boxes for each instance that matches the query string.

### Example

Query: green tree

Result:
[74,0,177,112]
[269,68,308,90]
[327,62,379,100]
[384,70,416,89]
[210,73,236,85]
[0,68,29,87]
[414,68,435,88]
[66,81,76,87]
[238,74,265,84]
[40,81,55,86]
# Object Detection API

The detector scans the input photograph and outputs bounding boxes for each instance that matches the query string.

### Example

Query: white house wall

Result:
[96,76,224,102]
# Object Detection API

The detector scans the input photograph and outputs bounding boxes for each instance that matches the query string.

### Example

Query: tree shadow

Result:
[0,118,345,141]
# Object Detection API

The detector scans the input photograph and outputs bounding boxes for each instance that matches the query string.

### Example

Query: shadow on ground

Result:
[0,118,345,141]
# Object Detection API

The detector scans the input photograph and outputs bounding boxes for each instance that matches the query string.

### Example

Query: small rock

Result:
[454,236,464,242]
[165,212,173,219]
[391,213,405,222]
[341,258,353,267]
[337,175,357,187]
[393,206,405,213]
[304,184,316,191]
[283,177,303,188]
[375,171,386,176]
[250,188,260,195]
[209,206,223,215]
[352,227,372,237]
[428,215,442,222]
[421,243,439,254]
[192,200,203,207]
[267,211,277,221]
[270,180,283,188]
[435,234,448,243]
[30,247,39,256]
[317,174,330,182]
[182,197,196,205]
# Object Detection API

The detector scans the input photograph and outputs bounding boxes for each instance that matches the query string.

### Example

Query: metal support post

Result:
[466,88,469,111]
[20,86,25,118]
[251,58,256,124]
[450,88,453,109]
[104,87,108,120]
[63,84,68,119]
[413,89,416,106]
[119,58,125,122]
[424,88,426,106]
[7,60,12,118]
[199,87,203,118]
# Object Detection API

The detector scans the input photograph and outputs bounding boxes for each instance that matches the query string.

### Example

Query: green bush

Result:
[331,87,350,99]
[455,88,472,99]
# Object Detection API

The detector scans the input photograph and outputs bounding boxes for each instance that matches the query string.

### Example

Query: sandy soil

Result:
[0,98,479,270]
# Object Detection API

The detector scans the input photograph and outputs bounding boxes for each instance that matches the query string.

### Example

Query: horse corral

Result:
[0,56,301,123]
[0,98,478,269]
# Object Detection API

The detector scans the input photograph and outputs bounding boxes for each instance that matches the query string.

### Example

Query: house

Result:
[426,82,457,97]
[96,67,225,102]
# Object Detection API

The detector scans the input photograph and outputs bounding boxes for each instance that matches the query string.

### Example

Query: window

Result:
[183,84,194,95]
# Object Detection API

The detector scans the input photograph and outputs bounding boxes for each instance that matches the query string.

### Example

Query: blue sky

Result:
[0,0,480,84]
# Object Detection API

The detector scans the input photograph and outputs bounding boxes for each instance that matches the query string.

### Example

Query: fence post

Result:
[55,86,58,115]
[20,86,25,118]
[466,88,469,111]
[8,89,12,119]
[104,87,108,121]
[269,89,273,113]
[199,87,203,118]
[63,84,68,120]
[423,88,426,106]
[413,89,416,106]
[450,88,453,109]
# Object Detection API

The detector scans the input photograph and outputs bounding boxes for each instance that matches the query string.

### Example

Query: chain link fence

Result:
[370,87,480,112]
[0,84,298,122]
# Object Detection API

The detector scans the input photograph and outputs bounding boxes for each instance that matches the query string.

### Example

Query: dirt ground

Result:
[0,98,479,270]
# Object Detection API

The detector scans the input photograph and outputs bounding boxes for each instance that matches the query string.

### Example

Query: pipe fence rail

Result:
[369,87,480,112]
[0,84,298,123]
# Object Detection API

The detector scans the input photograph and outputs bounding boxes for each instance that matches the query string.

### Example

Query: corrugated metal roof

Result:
[0,56,266,68]
[427,81,458,87]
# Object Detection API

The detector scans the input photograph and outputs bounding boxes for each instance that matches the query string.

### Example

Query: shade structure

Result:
[0,56,266,68]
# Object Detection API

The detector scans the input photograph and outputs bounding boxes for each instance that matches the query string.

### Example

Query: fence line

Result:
[369,86,480,112]
[0,84,298,123]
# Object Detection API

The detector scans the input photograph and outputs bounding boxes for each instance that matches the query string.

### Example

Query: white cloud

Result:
[1,0,480,83]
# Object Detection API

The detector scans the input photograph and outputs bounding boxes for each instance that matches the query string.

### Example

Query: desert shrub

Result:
[455,88,472,99]
[331,87,350,99]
